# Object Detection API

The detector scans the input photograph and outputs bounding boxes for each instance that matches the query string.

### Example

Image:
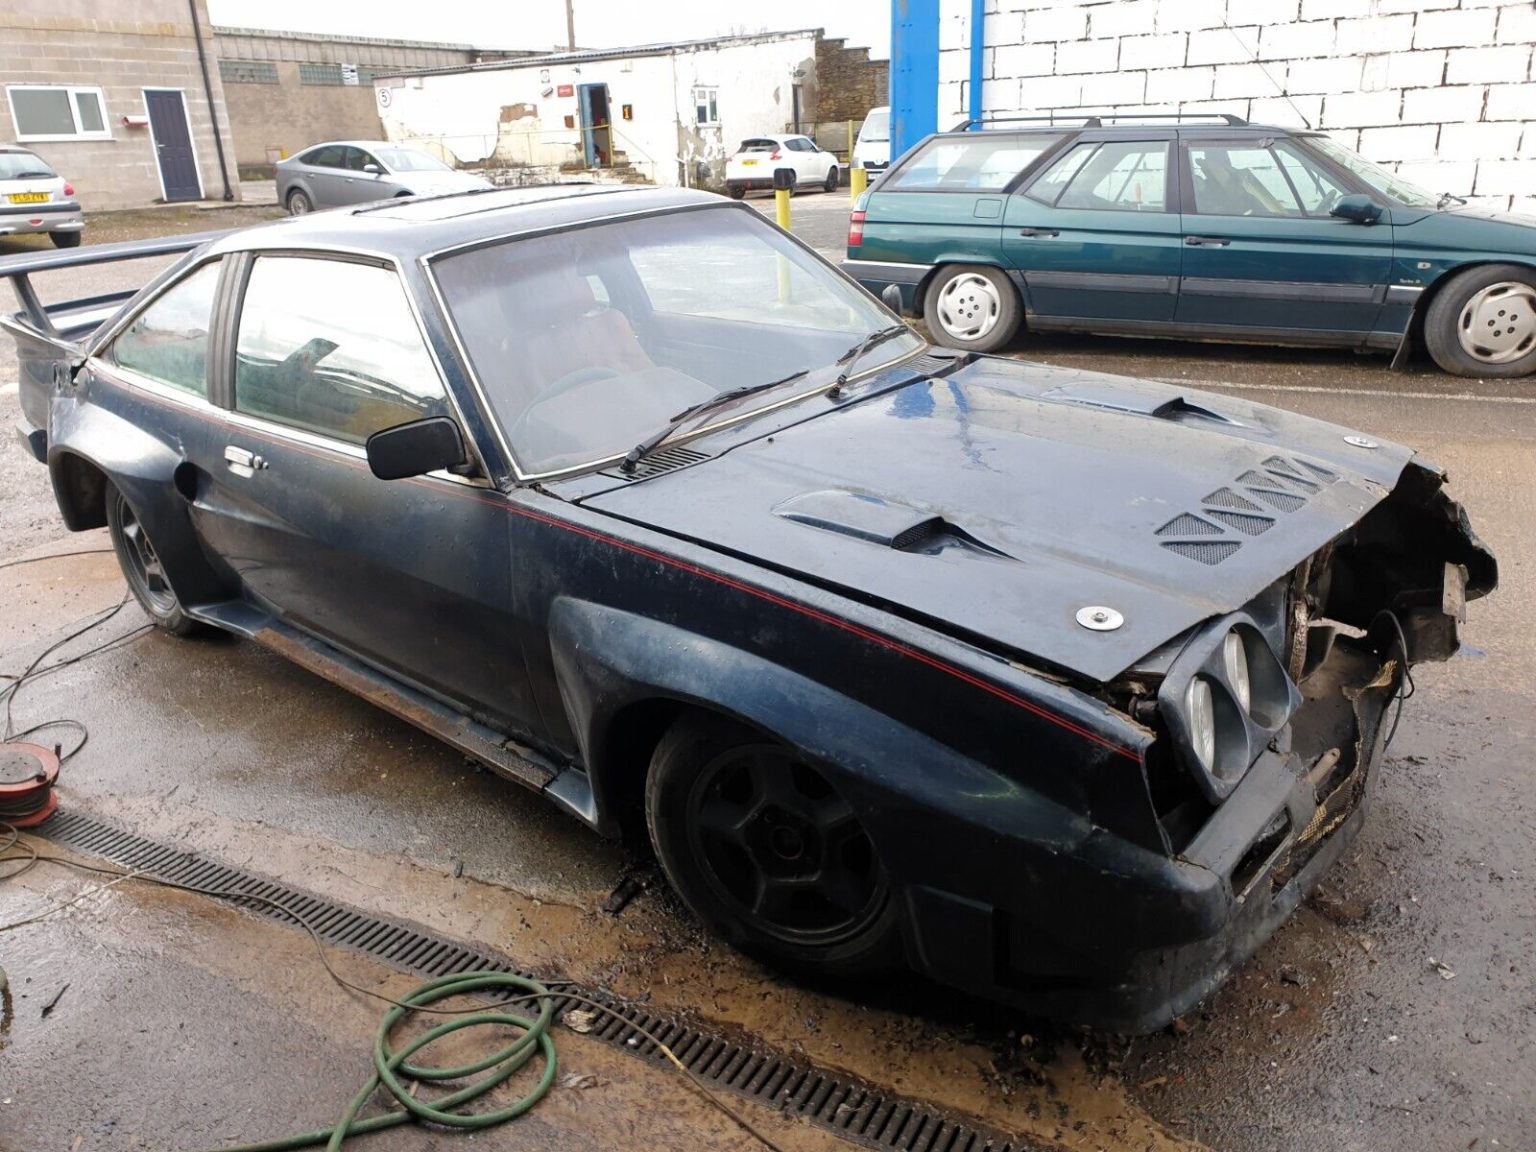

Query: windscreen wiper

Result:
[619,369,809,473]
[1436,191,1467,208]
[826,324,911,399]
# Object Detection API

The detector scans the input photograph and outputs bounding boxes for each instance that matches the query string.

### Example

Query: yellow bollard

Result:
[850,165,867,202]
[774,186,792,231]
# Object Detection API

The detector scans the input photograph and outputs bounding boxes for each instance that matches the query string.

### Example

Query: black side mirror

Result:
[881,284,906,315]
[1330,193,1384,224]
[366,416,467,480]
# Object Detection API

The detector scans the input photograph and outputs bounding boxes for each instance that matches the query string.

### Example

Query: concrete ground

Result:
[0,200,1532,1152]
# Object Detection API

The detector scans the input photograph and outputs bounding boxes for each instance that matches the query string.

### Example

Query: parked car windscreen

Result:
[375,147,452,173]
[433,206,922,476]
[859,109,889,143]
[1306,135,1439,209]
[883,133,1064,192]
[0,150,56,180]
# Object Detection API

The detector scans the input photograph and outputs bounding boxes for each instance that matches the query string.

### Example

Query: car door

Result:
[195,250,541,735]
[299,144,350,208]
[338,146,393,205]
[1003,135,1182,324]
[1173,137,1394,338]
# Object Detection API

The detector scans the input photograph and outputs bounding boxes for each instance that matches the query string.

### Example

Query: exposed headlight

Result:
[1186,676,1217,772]
[1223,631,1252,714]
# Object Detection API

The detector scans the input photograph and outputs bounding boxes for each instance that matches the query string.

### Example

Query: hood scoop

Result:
[1040,380,1243,426]
[775,490,1011,558]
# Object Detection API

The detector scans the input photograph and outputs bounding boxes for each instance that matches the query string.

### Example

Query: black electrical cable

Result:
[1375,610,1417,752]
[0,547,114,573]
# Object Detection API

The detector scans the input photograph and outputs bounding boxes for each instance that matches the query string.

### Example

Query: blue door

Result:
[578,83,612,168]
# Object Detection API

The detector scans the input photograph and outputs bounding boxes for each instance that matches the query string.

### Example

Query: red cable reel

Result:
[0,742,60,828]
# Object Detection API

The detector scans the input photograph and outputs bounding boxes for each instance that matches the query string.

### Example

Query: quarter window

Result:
[108,261,222,397]
[1188,145,1301,217]
[7,85,110,142]
[1053,141,1168,212]
[884,134,1063,192]
[234,257,449,445]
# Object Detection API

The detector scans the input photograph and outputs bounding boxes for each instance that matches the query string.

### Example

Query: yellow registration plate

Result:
[741,159,758,167]
[7,192,49,204]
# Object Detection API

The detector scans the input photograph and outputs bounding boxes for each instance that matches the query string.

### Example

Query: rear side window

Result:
[108,261,221,397]
[883,134,1062,192]
[1048,141,1168,212]
[302,145,346,168]
[233,256,449,445]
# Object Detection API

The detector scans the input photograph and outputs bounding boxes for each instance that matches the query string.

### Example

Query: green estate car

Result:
[843,114,1536,378]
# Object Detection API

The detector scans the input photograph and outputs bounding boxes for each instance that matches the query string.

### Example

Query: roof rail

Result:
[950,111,1248,131]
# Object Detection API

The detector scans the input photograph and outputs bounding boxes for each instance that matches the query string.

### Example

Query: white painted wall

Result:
[376,32,819,187]
[937,0,1536,212]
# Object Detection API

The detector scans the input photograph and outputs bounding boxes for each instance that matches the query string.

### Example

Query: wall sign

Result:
[557,83,575,97]
[622,103,633,120]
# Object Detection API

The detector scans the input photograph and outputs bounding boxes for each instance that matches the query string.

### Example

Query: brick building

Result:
[932,0,1536,212]
[212,27,534,179]
[1,0,238,209]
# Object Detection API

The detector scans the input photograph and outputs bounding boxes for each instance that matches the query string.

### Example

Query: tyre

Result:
[727,183,747,200]
[922,264,1022,353]
[105,484,200,636]
[49,231,82,249]
[824,165,839,193]
[645,713,901,976]
[286,188,313,216]
[1424,263,1536,378]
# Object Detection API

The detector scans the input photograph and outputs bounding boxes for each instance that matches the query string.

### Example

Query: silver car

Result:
[275,141,491,214]
[0,145,83,248]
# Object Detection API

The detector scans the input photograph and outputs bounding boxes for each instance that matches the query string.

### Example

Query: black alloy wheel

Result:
[646,714,900,975]
[105,485,199,635]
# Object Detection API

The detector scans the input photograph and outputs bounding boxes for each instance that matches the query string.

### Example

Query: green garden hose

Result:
[213,971,558,1152]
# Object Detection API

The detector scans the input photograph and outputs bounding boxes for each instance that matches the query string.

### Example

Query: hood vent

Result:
[624,445,709,479]
[1158,455,1334,565]
[775,489,1010,558]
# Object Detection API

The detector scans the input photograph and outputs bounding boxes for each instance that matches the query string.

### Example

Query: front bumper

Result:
[897,641,1398,1033]
[0,201,84,236]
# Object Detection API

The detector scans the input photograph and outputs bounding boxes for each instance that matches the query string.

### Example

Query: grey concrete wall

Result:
[0,0,238,209]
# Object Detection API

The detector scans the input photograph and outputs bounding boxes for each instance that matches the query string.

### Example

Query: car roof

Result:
[205,184,731,262]
[931,119,1312,139]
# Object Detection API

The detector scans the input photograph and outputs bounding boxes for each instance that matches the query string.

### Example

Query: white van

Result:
[852,106,890,171]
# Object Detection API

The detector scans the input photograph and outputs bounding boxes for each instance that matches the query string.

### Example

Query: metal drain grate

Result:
[38,809,1040,1152]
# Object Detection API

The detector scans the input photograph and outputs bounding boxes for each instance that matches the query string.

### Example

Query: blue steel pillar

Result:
[890,0,939,162]
[969,0,985,128]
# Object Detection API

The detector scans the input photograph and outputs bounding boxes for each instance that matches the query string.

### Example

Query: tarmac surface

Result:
[1,200,1532,1152]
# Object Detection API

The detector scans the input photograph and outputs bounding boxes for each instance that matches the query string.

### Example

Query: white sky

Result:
[205,0,891,58]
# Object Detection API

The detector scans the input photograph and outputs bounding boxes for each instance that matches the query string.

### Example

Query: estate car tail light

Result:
[848,210,866,248]
[63,183,74,196]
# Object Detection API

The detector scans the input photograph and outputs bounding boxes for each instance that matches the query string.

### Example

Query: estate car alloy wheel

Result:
[105,485,199,636]
[645,714,901,975]
[286,188,312,216]
[1425,263,1536,378]
[923,264,1021,353]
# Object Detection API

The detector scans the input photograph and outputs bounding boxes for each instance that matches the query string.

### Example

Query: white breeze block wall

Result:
[938,0,1536,212]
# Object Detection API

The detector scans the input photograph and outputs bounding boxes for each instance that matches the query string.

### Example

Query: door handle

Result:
[1018,227,1059,238]
[1186,236,1231,247]
[224,445,267,475]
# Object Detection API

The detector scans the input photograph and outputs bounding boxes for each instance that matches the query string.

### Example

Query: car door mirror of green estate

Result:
[1330,194,1385,225]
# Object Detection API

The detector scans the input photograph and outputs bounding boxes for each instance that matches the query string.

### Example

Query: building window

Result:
[693,87,719,126]
[7,85,110,142]
[218,60,278,85]
[298,62,345,87]
[357,66,396,86]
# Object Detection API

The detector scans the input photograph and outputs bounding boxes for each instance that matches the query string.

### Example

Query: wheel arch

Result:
[913,259,1028,320]
[546,597,1001,844]
[49,449,110,531]
[1395,258,1536,368]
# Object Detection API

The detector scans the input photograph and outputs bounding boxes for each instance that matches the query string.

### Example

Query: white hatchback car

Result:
[0,145,83,248]
[724,134,840,199]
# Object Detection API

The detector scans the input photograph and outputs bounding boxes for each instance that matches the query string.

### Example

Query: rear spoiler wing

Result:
[0,229,230,339]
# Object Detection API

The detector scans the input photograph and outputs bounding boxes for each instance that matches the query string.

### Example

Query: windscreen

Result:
[376,147,452,173]
[1307,136,1439,209]
[860,109,889,143]
[433,207,921,477]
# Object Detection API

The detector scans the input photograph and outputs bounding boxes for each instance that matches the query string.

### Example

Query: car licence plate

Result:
[741,159,758,167]
[7,192,49,204]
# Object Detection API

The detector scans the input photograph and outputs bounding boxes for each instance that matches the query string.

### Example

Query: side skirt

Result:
[186,601,599,828]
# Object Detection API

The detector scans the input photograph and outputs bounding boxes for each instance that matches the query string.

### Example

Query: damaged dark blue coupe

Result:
[1,186,1495,1031]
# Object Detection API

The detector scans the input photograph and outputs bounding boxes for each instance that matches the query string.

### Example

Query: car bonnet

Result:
[581,358,1413,683]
